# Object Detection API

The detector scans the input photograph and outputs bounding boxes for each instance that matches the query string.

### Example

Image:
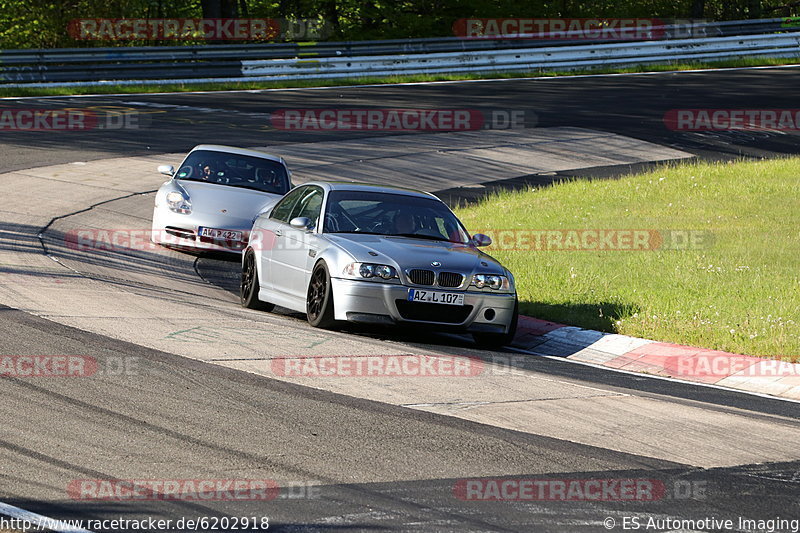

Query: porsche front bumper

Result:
[151,207,250,253]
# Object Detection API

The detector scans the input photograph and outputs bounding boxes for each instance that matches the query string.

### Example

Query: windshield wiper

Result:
[228,184,279,193]
[391,233,451,242]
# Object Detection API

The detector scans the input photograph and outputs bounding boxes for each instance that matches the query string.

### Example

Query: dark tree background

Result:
[0,0,792,49]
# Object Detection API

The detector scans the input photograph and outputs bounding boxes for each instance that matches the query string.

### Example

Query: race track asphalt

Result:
[2,68,799,532]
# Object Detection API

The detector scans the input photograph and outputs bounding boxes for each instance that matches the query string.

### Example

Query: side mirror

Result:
[290,216,312,230]
[158,164,175,177]
[472,233,492,247]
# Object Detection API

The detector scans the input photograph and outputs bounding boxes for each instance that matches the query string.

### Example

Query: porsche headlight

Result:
[471,274,510,290]
[343,263,398,280]
[166,191,191,214]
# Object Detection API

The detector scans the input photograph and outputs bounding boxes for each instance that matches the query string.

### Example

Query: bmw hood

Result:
[327,233,506,275]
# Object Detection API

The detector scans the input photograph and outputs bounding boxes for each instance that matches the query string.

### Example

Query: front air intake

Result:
[408,269,435,285]
[437,272,464,288]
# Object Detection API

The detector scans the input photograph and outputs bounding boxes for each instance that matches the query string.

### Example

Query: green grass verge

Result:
[455,157,800,360]
[0,55,796,97]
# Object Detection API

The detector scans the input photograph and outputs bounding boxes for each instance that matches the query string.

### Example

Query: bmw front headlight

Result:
[471,274,510,291]
[166,191,191,214]
[343,263,399,281]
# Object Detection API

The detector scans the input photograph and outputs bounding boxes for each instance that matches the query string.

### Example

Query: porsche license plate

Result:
[407,289,464,306]
[198,227,243,241]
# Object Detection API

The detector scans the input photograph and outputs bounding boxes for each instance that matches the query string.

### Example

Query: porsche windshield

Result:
[323,190,470,244]
[175,149,290,195]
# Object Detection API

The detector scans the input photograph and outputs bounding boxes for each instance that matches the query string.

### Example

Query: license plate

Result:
[407,289,464,306]
[198,227,243,241]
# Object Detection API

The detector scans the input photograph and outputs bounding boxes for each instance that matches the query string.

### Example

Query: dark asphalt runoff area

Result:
[2,68,800,531]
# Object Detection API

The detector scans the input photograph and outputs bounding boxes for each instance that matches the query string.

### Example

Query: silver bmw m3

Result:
[241,181,518,347]
[151,145,292,252]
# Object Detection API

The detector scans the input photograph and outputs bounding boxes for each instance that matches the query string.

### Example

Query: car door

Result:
[277,186,325,300]
[258,186,306,292]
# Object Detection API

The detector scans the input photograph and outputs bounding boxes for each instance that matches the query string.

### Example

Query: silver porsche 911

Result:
[241,182,518,347]
[151,145,292,252]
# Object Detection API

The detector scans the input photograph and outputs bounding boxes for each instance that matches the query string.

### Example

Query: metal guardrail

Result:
[0,18,798,87]
[240,33,800,81]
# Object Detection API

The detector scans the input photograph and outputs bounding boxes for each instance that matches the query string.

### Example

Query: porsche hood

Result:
[169,180,281,228]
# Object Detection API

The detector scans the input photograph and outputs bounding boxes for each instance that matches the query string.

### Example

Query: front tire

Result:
[472,297,518,349]
[241,250,274,311]
[306,262,336,329]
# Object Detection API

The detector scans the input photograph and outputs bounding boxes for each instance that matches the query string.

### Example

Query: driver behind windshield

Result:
[200,163,216,182]
[393,211,416,235]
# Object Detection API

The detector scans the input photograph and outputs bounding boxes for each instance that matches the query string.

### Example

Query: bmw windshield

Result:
[323,190,471,244]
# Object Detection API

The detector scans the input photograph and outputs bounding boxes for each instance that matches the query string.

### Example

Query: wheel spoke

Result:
[241,255,253,299]
[307,269,326,319]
